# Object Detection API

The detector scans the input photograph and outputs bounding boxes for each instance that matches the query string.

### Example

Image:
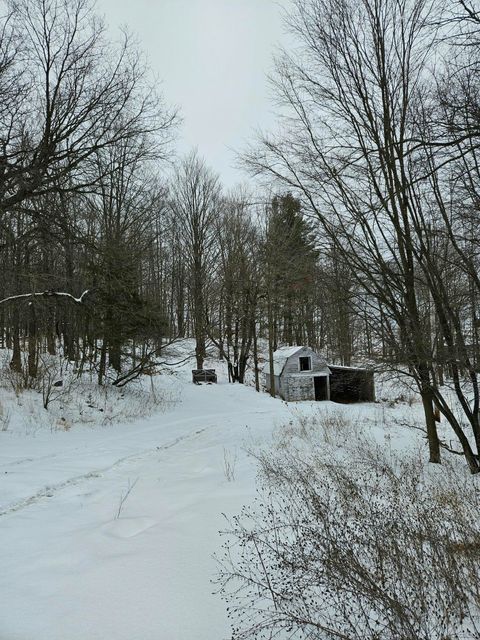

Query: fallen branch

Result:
[0,289,92,307]
[111,337,185,387]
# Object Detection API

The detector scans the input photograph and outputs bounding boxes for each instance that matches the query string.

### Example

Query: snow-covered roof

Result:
[262,346,304,376]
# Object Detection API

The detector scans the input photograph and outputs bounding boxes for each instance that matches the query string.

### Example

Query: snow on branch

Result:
[0,290,92,307]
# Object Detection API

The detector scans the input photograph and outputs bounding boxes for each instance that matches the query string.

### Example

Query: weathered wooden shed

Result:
[263,346,331,401]
[263,346,375,403]
[328,365,375,403]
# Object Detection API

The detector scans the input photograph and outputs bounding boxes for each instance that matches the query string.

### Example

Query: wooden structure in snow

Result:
[192,369,217,384]
[328,365,375,403]
[263,346,330,401]
[262,346,374,403]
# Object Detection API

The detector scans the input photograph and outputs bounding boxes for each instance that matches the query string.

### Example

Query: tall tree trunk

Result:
[194,266,206,370]
[28,303,37,379]
[253,313,259,392]
[418,365,441,464]
[10,309,22,373]
[268,295,276,397]
[98,339,107,386]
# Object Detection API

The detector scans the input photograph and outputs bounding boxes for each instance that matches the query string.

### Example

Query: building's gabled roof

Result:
[262,345,304,376]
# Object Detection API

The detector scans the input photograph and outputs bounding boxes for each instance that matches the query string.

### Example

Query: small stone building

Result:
[263,346,331,401]
[263,346,375,403]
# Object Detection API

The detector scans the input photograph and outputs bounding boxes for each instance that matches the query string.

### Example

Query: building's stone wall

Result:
[284,375,315,401]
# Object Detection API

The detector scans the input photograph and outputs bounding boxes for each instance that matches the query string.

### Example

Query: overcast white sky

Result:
[97,0,291,187]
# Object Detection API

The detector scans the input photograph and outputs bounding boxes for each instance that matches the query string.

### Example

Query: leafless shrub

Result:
[276,413,313,445]
[223,447,238,482]
[0,402,10,431]
[382,392,418,408]
[278,408,354,448]
[115,477,139,519]
[0,351,35,395]
[317,407,357,444]
[216,441,480,639]
[39,355,74,410]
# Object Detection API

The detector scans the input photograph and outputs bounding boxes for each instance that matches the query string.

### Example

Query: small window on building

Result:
[299,356,311,371]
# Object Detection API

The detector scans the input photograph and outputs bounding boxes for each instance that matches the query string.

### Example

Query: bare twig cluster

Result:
[217,433,480,639]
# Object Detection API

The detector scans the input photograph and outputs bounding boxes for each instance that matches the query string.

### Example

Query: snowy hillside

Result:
[0,345,282,639]
[0,345,476,639]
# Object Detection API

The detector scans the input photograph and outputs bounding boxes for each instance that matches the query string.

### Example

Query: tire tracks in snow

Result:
[0,400,275,518]
[0,427,208,518]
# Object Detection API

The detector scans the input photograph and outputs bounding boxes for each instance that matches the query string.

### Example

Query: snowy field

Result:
[0,346,462,640]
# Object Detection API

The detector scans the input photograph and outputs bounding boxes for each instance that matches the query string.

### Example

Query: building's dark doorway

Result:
[314,376,328,401]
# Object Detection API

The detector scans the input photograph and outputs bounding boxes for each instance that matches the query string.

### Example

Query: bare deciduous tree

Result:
[243,0,480,472]
[169,151,220,369]
[0,0,176,213]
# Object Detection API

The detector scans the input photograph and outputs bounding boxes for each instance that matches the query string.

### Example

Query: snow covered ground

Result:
[0,347,449,640]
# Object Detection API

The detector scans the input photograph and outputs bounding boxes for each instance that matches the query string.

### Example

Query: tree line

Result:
[1,0,480,472]
[242,0,480,473]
